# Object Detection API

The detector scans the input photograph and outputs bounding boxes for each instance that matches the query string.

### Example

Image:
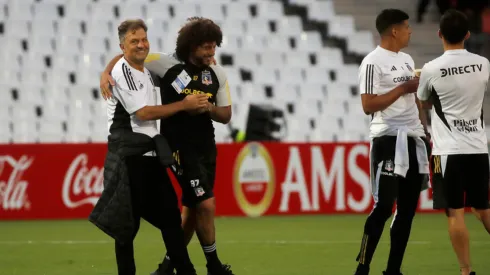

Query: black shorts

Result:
[431,154,490,210]
[370,136,431,206]
[171,147,217,207]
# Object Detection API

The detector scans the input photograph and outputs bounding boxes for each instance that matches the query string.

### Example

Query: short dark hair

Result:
[175,17,223,62]
[118,19,148,43]
[440,9,469,44]
[375,9,409,35]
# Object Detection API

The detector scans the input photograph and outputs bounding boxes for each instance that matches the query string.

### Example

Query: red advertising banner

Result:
[0,142,439,220]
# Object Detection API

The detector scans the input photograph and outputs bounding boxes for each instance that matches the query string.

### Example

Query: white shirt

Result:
[358,46,425,139]
[107,57,161,138]
[417,49,490,155]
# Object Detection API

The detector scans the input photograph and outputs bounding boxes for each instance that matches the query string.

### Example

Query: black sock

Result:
[202,242,221,268]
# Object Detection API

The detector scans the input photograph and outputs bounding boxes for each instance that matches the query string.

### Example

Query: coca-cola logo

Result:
[62,154,104,209]
[0,155,33,211]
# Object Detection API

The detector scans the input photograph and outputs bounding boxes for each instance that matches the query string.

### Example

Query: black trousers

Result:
[115,156,194,275]
[356,136,430,273]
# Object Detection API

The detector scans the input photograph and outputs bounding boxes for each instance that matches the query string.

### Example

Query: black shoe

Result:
[470,272,476,275]
[150,263,175,275]
[208,264,235,275]
[354,264,369,275]
[382,272,402,275]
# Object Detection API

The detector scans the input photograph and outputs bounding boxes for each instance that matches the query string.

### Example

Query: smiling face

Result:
[191,41,217,67]
[120,27,150,65]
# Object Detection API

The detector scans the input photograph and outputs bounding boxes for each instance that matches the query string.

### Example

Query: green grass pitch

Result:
[1,214,489,275]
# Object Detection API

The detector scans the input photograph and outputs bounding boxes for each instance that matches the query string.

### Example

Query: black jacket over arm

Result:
[88,131,173,244]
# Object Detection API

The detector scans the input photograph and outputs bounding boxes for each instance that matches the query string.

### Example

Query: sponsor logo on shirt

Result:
[182,88,213,99]
[392,75,413,83]
[441,64,483,77]
[453,119,479,133]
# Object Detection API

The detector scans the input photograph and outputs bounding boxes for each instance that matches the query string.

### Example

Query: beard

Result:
[192,54,213,67]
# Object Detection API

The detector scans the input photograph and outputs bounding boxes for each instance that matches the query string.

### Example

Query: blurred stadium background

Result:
[1,0,490,274]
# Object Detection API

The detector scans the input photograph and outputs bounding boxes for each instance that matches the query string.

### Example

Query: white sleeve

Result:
[486,59,490,91]
[416,64,432,101]
[358,62,381,95]
[144,52,181,78]
[211,65,232,107]
[112,70,146,114]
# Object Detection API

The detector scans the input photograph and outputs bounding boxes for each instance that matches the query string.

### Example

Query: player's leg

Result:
[384,138,428,274]
[115,222,140,275]
[158,206,197,275]
[142,158,196,275]
[447,208,471,275]
[384,163,423,273]
[182,206,198,244]
[440,155,472,275]
[355,138,397,275]
[472,208,490,234]
[466,154,490,236]
[193,156,234,274]
[115,156,144,275]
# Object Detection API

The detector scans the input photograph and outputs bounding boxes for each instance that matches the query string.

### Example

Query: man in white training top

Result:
[354,9,431,275]
[417,9,490,275]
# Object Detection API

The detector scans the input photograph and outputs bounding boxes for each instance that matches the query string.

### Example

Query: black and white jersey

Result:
[144,52,231,151]
[107,57,160,138]
[358,46,425,138]
[417,49,490,155]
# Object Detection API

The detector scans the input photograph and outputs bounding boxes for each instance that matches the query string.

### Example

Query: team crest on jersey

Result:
[384,160,394,172]
[202,70,212,85]
[194,186,205,197]
[405,63,413,72]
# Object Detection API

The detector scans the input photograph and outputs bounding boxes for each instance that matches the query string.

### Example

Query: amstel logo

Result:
[233,142,275,217]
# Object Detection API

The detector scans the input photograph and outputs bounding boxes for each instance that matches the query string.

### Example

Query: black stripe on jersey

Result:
[431,87,451,131]
[148,72,154,86]
[366,64,374,94]
[365,64,369,94]
[126,68,137,90]
[481,108,484,128]
[122,63,137,90]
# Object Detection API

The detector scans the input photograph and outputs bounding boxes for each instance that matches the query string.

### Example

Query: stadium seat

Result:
[33,3,62,20]
[221,19,245,36]
[64,2,90,21]
[296,31,323,51]
[4,19,30,38]
[226,3,252,20]
[277,16,303,35]
[257,1,284,20]
[7,3,33,21]
[306,1,336,22]
[28,36,56,55]
[146,3,172,21]
[173,3,199,21]
[246,19,272,36]
[120,2,146,19]
[198,3,226,22]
